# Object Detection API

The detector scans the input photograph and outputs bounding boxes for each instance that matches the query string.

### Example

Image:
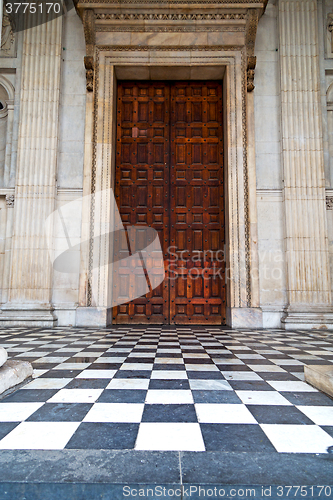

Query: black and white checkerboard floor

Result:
[0,326,333,453]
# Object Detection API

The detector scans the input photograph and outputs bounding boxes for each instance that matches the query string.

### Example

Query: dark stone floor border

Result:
[0,450,332,499]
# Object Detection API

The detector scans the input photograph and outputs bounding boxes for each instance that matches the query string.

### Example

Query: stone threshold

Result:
[0,450,332,499]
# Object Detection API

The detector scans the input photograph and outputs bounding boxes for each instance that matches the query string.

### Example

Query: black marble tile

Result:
[280,391,333,406]
[0,422,19,440]
[97,390,147,403]
[192,390,242,404]
[142,404,197,423]
[1,389,59,403]
[65,422,139,449]
[246,405,314,424]
[113,370,152,379]
[227,381,272,391]
[200,424,276,452]
[26,403,93,422]
[149,379,190,390]
[186,371,224,379]
[65,378,110,389]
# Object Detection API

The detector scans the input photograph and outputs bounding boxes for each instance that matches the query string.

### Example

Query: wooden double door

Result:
[113,81,226,324]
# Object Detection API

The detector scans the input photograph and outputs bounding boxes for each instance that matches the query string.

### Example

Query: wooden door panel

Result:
[170,82,225,324]
[113,82,170,324]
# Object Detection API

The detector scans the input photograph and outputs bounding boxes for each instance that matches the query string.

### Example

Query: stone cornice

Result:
[75,0,266,92]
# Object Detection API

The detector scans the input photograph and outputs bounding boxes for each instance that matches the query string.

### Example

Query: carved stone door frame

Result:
[74,0,267,328]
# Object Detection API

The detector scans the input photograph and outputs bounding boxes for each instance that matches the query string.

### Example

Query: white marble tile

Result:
[73,352,104,358]
[0,422,80,450]
[106,379,150,390]
[270,359,304,366]
[76,370,117,379]
[154,358,184,364]
[189,379,232,391]
[54,363,92,370]
[145,390,193,404]
[23,378,71,389]
[92,357,126,363]
[296,406,333,425]
[195,404,257,424]
[0,403,44,422]
[128,353,156,358]
[83,403,144,423]
[47,388,103,403]
[235,391,292,406]
[185,364,219,371]
[267,381,318,392]
[119,363,153,371]
[156,349,182,354]
[182,353,210,359]
[32,369,49,378]
[260,424,333,453]
[222,371,263,381]
[236,354,266,360]
[135,423,205,451]
[150,371,188,380]
[247,365,286,373]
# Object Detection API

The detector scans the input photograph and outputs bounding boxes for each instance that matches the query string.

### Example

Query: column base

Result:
[281,306,333,330]
[0,304,57,327]
[226,307,263,329]
[75,307,112,327]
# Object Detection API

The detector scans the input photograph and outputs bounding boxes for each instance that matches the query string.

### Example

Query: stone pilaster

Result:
[279,0,333,328]
[0,12,62,326]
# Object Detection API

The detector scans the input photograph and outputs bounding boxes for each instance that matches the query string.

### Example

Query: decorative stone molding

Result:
[245,9,259,92]
[5,195,14,207]
[328,13,333,53]
[82,9,95,91]
[84,56,94,92]
[95,13,247,21]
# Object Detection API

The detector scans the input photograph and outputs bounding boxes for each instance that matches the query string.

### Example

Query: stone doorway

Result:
[113,81,226,325]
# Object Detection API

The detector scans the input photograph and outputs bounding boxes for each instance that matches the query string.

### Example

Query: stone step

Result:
[0,347,7,368]
[304,364,333,398]
[0,360,33,395]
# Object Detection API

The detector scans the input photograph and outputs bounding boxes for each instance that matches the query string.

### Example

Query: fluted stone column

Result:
[0,12,62,325]
[279,0,333,328]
